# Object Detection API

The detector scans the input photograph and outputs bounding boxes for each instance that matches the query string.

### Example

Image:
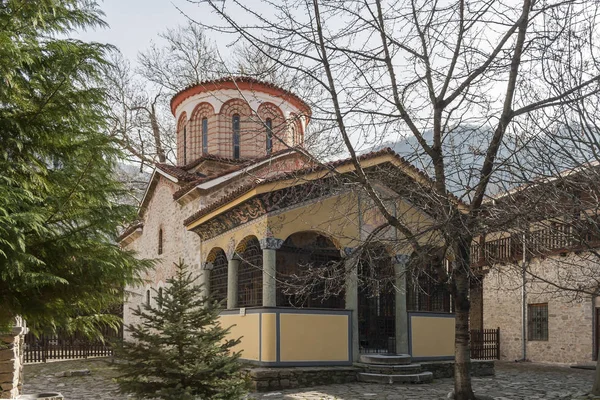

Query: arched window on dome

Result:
[202,117,208,154]
[232,114,241,159]
[183,126,187,164]
[266,118,273,155]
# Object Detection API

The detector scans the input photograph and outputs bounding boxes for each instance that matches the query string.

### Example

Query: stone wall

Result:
[248,367,359,392]
[247,361,495,391]
[483,253,595,364]
[0,325,24,399]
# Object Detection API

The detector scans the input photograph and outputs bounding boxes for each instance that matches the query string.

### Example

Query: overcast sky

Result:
[77,0,215,62]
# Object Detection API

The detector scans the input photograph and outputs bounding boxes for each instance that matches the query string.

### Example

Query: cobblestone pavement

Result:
[22,359,596,399]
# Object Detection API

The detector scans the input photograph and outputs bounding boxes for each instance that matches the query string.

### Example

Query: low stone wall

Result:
[420,360,495,379]
[248,361,494,391]
[248,366,359,392]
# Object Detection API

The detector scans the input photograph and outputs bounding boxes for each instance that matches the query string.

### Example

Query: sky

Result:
[77,0,214,62]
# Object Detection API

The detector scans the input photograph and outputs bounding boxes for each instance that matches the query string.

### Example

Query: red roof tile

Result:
[170,76,311,117]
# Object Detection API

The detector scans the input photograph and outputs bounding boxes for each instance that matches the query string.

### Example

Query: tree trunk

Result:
[454,239,477,400]
[150,101,166,164]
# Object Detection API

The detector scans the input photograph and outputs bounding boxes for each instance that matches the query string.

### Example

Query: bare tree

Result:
[186,0,600,398]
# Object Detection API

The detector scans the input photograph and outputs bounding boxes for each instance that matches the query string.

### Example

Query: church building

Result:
[119,77,457,368]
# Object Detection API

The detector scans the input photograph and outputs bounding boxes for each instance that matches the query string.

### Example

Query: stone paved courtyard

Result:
[22,359,597,399]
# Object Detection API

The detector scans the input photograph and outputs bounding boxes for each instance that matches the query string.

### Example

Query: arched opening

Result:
[358,245,395,353]
[276,231,344,308]
[236,237,262,307]
[207,248,228,305]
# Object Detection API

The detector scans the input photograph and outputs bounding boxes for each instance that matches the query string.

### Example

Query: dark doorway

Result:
[358,247,395,353]
[595,307,600,361]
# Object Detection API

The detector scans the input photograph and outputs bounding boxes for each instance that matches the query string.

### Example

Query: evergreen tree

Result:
[0,0,150,334]
[116,261,248,400]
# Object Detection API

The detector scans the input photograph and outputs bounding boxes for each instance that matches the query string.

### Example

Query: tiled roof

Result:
[170,76,311,116]
[181,154,249,171]
[173,149,304,201]
[155,163,205,182]
[118,222,143,242]
[183,147,434,226]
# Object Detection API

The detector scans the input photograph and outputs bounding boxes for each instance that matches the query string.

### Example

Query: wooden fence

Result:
[24,325,122,363]
[471,327,500,360]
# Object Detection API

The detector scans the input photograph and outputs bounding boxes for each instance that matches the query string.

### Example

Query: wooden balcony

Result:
[471,220,600,267]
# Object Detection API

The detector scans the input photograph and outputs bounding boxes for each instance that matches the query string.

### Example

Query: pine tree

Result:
[116,261,248,400]
[0,0,150,333]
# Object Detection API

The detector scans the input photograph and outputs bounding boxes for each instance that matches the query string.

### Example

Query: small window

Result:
[158,287,163,309]
[528,303,548,341]
[202,117,208,154]
[266,118,273,155]
[158,228,163,255]
[183,126,187,165]
[146,290,151,306]
[232,114,240,159]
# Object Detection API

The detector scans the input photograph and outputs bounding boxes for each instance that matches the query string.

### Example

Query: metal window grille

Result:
[358,250,396,353]
[266,118,273,155]
[232,114,240,159]
[202,117,208,154]
[209,250,228,305]
[528,303,549,341]
[276,235,344,309]
[237,239,262,307]
[407,261,451,312]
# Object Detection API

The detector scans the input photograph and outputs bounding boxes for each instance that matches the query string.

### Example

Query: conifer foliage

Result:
[0,0,149,334]
[116,261,248,400]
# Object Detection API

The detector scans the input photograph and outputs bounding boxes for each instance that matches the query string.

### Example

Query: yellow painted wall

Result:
[261,313,277,362]
[410,315,455,358]
[270,192,359,248]
[279,314,349,362]
[201,217,268,261]
[219,314,260,361]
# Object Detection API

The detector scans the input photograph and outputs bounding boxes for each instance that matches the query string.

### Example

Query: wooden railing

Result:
[471,328,500,360]
[24,325,122,363]
[471,219,600,267]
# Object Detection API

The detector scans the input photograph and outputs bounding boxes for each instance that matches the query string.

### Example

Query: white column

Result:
[227,258,240,309]
[259,238,283,307]
[200,262,213,300]
[394,254,410,354]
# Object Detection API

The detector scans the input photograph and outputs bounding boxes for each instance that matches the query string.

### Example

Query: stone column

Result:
[394,254,410,355]
[0,318,25,399]
[227,258,240,309]
[260,238,283,308]
[343,248,360,362]
[200,262,213,300]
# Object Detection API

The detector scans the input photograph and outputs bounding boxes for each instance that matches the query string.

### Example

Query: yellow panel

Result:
[280,314,349,362]
[270,193,359,248]
[410,316,455,357]
[261,313,277,362]
[219,314,260,361]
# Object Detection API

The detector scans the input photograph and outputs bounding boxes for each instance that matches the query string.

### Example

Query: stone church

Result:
[119,77,461,369]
